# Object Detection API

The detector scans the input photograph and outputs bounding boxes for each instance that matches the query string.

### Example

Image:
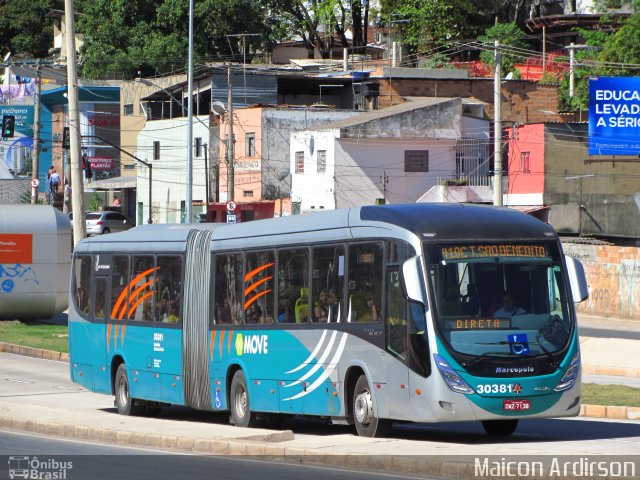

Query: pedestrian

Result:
[49,169,60,193]
[113,195,121,207]
[83,154,93,183]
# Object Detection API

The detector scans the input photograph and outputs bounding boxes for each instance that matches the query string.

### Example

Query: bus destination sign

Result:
[440,244,548,260]
[446,318,512,330]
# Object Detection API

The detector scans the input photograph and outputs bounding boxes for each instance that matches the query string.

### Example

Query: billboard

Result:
[0,105,34,179]
[588,77,640,155]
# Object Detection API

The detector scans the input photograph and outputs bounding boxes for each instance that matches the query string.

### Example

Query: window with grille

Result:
[317,150,326,173]
[246,133,256,157]
[123,104,134,116]
[521,151,531,174]
[404,150,429,172]
[295,151,304,173]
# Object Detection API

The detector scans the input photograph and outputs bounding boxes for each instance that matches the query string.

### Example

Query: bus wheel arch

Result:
[110,355,125,395]
[350,372,392,437]
[114,363,144,416]
[228,369,262,428]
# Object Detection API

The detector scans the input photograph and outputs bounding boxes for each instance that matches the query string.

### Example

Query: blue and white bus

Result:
[68,203,588,437]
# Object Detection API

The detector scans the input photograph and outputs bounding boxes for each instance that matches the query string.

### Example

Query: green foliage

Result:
[87,192,102,212]
[18,189,46,205]
[0,320,69,353]
[0,0,60,58]
[418,53,459,69]
[478,22,528,75]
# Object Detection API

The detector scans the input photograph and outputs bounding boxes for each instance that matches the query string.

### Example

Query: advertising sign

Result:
[87,156,114,171]
[0,106,34,178]
[588,77,640,155]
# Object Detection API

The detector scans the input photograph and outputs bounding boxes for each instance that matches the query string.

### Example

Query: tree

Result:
[478,22,528,75]
[0,0,60,58]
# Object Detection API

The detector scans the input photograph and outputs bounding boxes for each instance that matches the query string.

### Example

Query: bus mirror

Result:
[402,256,426,304]
[565,255,589,303]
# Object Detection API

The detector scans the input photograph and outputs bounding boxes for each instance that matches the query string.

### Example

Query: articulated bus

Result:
[68,203,588,437]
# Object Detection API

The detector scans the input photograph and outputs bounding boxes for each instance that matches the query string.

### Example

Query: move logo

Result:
[235,333,269,356]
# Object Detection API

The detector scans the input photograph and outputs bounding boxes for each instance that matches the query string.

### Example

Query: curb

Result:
[582,364,640,378]
[2,343,639,420]
[0,416,477,480]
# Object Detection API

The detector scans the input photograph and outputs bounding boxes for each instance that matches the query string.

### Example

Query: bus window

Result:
[312,245,345,323]
[348,242,383,323]
[130,256,155,321]
[213,253,243,325]
[94,278,107,320]
[157,256,182,323]
[245,251,275,324]
[72,255,92,316]
[385,268,407,358]
[278,248,308,323]
[111,256,130,321]
[387,241,415,264]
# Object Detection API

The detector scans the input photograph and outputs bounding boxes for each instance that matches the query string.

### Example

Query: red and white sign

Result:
[226,200,237,213]
[87,156,114,171]
[31,178,39,188]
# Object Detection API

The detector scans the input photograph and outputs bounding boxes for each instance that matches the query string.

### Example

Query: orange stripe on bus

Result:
[209,331,217,360]
[127,291,154,319]
[219,331,226,359]
[227,330,233,355]
[244,263,274,282]
[120,279,156,320]
[244,289,271,310]
[121,325,127,347]
[106,324,112,352]
[244,276,272,296]
[114,324,120,347]
[112,267,159,319]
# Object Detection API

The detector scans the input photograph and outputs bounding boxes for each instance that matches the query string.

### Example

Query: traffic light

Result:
[62,126,70,149]
[2,115,15,138]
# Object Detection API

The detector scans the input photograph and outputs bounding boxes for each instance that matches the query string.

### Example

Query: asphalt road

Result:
[0,429,428,480]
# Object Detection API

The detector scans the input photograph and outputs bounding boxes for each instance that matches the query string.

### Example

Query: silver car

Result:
[85,211,135,235]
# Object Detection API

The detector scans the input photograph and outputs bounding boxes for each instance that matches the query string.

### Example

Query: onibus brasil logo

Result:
[8,456,73,479]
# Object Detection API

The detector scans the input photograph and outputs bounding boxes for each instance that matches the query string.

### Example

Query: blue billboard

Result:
[588,77,640,155]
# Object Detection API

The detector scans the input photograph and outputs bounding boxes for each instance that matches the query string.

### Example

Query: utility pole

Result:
[64,0,86,243]
[31,63,42,204]
[185,0,194,224]
[226,65,235,202]
[493,40,503,206]
[568,42,575,98]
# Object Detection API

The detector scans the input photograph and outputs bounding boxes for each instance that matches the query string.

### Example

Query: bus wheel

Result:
[352,375,391,437]
[114,364,144,416]
[230,370,261,428]
[481,419,519,436]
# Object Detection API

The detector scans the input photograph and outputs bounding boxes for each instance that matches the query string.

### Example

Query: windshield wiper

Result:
[462,351,518,368]
[530,341,559,369]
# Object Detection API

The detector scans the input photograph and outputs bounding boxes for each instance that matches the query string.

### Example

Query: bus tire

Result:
[230,370,261,428]
[114,364,144,416]
[352,374,391,437]
[481,419,519,436]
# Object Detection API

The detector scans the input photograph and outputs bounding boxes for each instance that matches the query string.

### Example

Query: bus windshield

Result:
[425,242,573,360]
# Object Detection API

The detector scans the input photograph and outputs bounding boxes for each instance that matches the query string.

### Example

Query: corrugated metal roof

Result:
[312,97,456,130]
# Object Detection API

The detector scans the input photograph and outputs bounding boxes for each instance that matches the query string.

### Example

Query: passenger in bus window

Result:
[359,298,379,322]
[277,296,294,323]
[494,293,526,317]
[216,296,233,324]
[327,291,340,322]
[313,290,329,322]
[246,303,262,324]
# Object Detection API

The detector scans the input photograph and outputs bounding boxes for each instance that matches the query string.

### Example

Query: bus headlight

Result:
[554,352,580,392]
[434,354,474,395]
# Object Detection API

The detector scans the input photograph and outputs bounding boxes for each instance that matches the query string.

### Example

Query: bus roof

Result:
[74,203,556,252]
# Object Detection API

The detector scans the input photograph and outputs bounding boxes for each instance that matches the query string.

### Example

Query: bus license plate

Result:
[504,400,530,411]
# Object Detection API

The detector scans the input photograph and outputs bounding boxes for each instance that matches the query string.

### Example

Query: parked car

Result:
[85,211,135,235]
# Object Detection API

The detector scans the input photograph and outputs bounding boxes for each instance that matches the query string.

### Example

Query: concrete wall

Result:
[545,123,640,239]
[564,243,640,320]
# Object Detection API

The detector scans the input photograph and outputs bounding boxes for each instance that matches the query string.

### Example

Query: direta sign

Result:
[588,77,640,155]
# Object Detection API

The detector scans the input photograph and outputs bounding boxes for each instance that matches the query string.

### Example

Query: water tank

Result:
[0,205,71,320]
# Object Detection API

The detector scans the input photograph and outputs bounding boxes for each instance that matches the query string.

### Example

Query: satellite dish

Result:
[211,101,226,115]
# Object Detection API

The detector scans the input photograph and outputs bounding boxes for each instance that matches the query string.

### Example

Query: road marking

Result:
[4,378,33,384]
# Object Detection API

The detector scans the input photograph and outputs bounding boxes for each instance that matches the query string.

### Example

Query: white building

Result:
[136,116,210,224]
[290,97,490,213]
